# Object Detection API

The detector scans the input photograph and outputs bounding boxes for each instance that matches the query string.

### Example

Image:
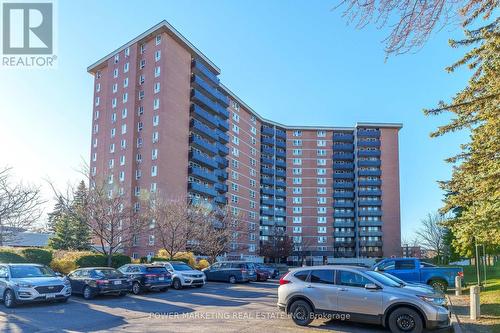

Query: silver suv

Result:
[153,261,205,289]
[0,264,72,308]
[277,265,450,333]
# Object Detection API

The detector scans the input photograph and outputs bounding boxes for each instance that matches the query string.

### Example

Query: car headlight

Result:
[418,295,447,306]
[15,282,33,288]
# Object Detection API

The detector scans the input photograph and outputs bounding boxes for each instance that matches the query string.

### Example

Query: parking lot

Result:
[0,281,388,333]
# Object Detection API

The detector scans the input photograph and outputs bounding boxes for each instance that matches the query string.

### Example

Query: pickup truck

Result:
[372,258,463,291]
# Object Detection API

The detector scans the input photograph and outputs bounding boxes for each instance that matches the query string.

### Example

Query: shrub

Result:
[173,252,196,267]
[0,250,26,263]
[50,258,77,275]
[111,254,131,268]
[75,254,107,268]
[21,248,53,265]
[196,259,210,270]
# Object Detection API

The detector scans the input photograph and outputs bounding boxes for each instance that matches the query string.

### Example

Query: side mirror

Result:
[365,283,380,290]
[374,266,382,272]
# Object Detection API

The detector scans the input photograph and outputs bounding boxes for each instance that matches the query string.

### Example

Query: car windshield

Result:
[145,267,167,274]
[171,264,192,271]
[10,265,56,278]
[365,271,402,287]
[382,272,407,285]
[94,269,122,278]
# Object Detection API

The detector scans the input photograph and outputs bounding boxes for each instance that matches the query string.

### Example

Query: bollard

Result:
[455,276,462,296]
[470,285,480,320]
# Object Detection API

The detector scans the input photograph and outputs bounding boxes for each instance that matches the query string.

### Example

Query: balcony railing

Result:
[190,136,218,155]
[357,140,380,147]
[216,156,228,168]
[261,137,274,145]
[190,119,217,141]
[188,182,217,197]
[333,192,354,199]
[358,220,383,227]
[359,230,383,237]
[218,119,229,131]
[358,210,383,217]
[217,143,229,156]
[358,190,382,196]
[334,241,355,247]
[275,159,286,168]
[275,181,286,188]
[217,130,229,143]
[192,59,220,85]
[333,152,354,160]
[192,74,228,106]
[358,169,382,177]
[358,160,381,167]
[262,178,274,186]
[261,188,275,196]
[359,240,383,247]
[275,129,286,138]
[333,133,354,142]
[333,182,354,189]
[358,150,381,157]
[262,127,274,136]
[333,211,355,218]
[333,221,355,228]
[215,169,228,180]
[275,189,286,197]
[188,166,217,183]
[215,195,227,204]
[275,150,286,158]
[261,157,274,166]
[334,231,355,237]
[191,104,219,128]
[276,140,286,148]
[333,172,354,179]
[189,151,217,169]
[261,168,273,176]
[215,183,228,193]
[191,89,228,118]
[275,200,286,207]
[333,143,354,151]
[358,199,382,206]
[262,147,275,155]
[358,179,381,186]
[357,129,380,138]
[261,199,274,206]
[275,169,286,177]
[333,201,354,208]
[275,210,286,217]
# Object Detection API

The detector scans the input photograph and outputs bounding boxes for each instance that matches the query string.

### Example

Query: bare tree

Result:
[416,212,449,264]
[0,167,44,246]
[259,233,294,263]
[191,206,247,263]
[50,176,147,267]
[145,193,201,259]
[334,0,498,56]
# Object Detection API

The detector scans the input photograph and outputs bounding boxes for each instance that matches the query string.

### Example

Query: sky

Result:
[0,0,471,239]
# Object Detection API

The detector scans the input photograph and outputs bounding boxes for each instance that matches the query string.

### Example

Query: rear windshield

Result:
[145,267,167,274]
[10,265,55,278]
[93,269,122,278]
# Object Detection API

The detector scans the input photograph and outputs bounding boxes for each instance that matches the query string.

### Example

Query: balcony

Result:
[333,192,354,199]
[358,160,381,167]
[261,168,273,176]
[261,199,274,206]
[275,200,286,207]
[358,150,381,157]
[261,157,274,166]
[357,140,380,148]
[333,162,354,170]
[359,230,383,237]
[333,143,354,151]
[333,221,355,228]
[188,166,217,183]
[275,169,286,177]
[217,119,229,131]
[358,190,382,196]
[275,210,286,217]
[217,130,229,143]
[276,140,286,148]
[215,169,228,180]
[188,182,217,197]
[359,240,383,247]
[262,147,275,156]
[191,74,228,107]
[215,183,228,193]
[260,229,275,237]
[275,159,286,168]
[333,152,354,160]
[261,188,275,196]
[333,182,354,189]
[215,195,227,205]
[357,129,380,138]
[262,178,274,186]
[191,89,227,117]
[191,104,219,128]
[275,180,286,188]
[262,127,274,136]
[333,172,354,179]
[275,189,286,197]
[189,151,218,169]
[358,169,382,177]
[358,179,381,186]
[275,150,286,158]
[262,137,274,145]
[190,119,217,141]
[360,250,383,257]
[333,133,354,142]
[276,129,286,139]
[358,210,383,217]
[333,211,355,218]
[333,201,354,208]
[192,59,219,85]
[261,209,275,216]
[190,136,218,155]
[334,241,355,247]
[216,156,228,168]
[217,143,229,156]
[359,220,383,227]
[261,219,275,226]
[358,199,382,206]
[334,231,355,237]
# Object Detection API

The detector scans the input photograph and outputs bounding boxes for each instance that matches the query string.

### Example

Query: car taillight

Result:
[96,280,110,285]
[145,274,157,279]
[279,273,291,285]
[241,269,247,274]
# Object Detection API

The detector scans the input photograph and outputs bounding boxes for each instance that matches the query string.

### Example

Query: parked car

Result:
[372,258,463,291]
[254,266,269,282]
[152,261,205,289]
[0,263,71,308]
[380,271,438,293]
[67,267,132,299]
[254,263,279,279]
[118,264,172,294]
[278,265,451,333]
[202,261,257,283]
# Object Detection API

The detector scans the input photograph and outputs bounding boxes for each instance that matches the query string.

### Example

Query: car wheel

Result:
[290,300,314,326]
[429,279,448,292]
[83,286,94,300]
[172,278,182,290]
[3,289,17,308]
[388,307,424,333]
[132,282,142,295]
[228,275,236,284]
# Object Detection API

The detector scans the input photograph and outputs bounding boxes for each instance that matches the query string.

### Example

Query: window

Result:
[123,62,129,73]
[113,68,118,78]
[318,216,327,223]
[120,139,126,149]
[120,156,125,166]
[293,130,302,137]
[140,59,145,69]
[310,270,334,284]
[292,149,302,156]
[294,270,310,281]
[149,235,155,246]
[155,34,161,45]
[96,83,101,92]
[137,106,144,116]
[292,187,302,194]
[122,93,128,103]
[124,47,130,57]
[337,271,371,288]
[114,54,120,63]
[152,148,158,160]
[155,50,161,61]
[293,226,302,233]
[111,98,117,108]
[293,158,302,165]
[95,96,100,106]
[121,108,128,119]
[231,147,239,157]
[154,82,160,93]
[293,197,302,204]
[293,207,302,214]
[376,260,395,271]
[154,66,160,77]
[317,140,327,147]
[395,260,416,270]
[317,130,326,137]
[119,171,125,182]
[293,139,302,146]
[152,131,159,143]
[318,226,327,233]
[232,124,239,134]
[123,77,129,88]
[153,115,159,126]
[138,91,144,100]
[293,216,302,223]
[139,75,145,85]
[153,98,160,110]
[232,136,239,145]
[317,188,327,194]
[151,165,158,177]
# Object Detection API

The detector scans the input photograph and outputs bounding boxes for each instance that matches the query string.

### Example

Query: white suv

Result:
[153,261,205,290]
[278,265,451,333]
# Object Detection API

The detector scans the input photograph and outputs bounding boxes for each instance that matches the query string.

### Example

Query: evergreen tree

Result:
[71,181,91,251]
[48,213,75,250]
[47,196,65,233]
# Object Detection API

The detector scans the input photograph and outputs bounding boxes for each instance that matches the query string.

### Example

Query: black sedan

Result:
[67,267,131,299]
[118,264,172,294]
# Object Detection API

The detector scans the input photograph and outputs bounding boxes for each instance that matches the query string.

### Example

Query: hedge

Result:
[111,254,131,268]
[0,250,26,263]
[75,254,107,268]
[21,248,53,265]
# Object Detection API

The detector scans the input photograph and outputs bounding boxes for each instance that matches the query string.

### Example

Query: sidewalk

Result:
[448,292,500,333]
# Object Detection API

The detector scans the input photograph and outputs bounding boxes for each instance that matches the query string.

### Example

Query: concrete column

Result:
[455,276,462,296]
[470,285,480,320]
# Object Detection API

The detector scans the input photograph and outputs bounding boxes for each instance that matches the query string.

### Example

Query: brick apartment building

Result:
[87,21,402,263]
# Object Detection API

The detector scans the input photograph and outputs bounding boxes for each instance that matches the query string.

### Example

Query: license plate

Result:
[158,277,164,281]
[46,294,56,299]
[113,280,122,285]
